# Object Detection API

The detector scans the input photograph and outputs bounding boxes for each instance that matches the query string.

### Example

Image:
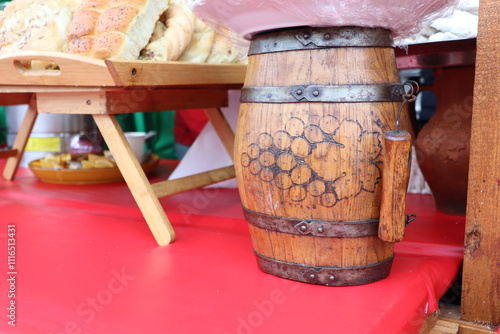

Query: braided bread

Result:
[140,0,244,64]
[206,33,241,64]
[176,17,214,62]
[139,0,197,61]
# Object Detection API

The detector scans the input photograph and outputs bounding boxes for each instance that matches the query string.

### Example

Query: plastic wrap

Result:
[404,0,478,43]
[185,0,461,44]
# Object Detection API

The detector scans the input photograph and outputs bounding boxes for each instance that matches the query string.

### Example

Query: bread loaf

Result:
[0,0,246,64]
[0,0,73,55]
[139,0,196,61]
[206,33,241,64]
[139,0,247,64]
[176,17,214,63]
[67,0,168,59]
[62,0,84,13]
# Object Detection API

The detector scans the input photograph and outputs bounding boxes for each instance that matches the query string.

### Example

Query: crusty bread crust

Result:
[176,17,214,63]
[139,0,246,64]
[67,0,168,59]
[140,0,196,61]
[206,33,241,64]
[61,0,85,13]
[0,0,73,55]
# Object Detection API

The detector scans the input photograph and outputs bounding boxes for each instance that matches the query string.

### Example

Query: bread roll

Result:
[206,33,241,64]
[176,17,214,63]
[67,0,168,59]
[62,0,84,13]
[0,0,73,55]
[139,0,196,61]
[140,0,248,64]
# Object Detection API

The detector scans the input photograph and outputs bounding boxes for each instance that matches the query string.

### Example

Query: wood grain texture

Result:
[428,320,459,334]
[235,32,409,279]
[93,114,175,245]
[106,59,246,87]
[379,130,412,242]
[105,90,229,114]
[236,48,409,222]
[152,166,235,198]
[0,51,115,86]
[0,51,246,87]
[418,311,440,334]
[35,90,229,115]
[36,91,108,114]
[437,304,498,334]
[249,225,393,267]
[3,95,37,180]
[461,0,500,325]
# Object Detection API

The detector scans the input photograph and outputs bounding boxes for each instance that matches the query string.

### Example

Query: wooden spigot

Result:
[379,129,412,242]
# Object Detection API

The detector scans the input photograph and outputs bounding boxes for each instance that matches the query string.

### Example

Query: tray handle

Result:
[0,51,117,86]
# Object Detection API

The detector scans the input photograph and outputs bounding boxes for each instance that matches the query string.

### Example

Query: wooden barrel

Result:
[234,26,412,286]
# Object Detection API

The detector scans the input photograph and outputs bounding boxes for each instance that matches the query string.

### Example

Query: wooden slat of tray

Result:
[106,59,247,87]
[0,51,246,88]
[0,51,115,86]
[34,89,230,114]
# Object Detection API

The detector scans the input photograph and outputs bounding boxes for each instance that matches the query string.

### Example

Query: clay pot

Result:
[414,66,474,215]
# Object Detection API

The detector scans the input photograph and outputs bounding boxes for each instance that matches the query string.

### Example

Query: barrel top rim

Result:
[248,26,395,55]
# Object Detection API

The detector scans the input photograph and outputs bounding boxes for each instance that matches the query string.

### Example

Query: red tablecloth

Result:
[0,160,465,334]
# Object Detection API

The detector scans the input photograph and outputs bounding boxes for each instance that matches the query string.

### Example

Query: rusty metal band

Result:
[255,252,394,286]
[249,26,394,55]
[243,208,379,237]
[240,83,405,103]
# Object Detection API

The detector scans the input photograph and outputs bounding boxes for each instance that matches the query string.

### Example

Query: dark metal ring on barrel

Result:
[255,252,394,286]
[249,26,394,55]
[243,208,380,237]
[240,83,407,103]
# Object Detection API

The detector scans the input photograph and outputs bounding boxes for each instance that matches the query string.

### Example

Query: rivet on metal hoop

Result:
[312,90,320,97]
[309,273,316,279]
[317,226,324,233]
[296,89,303,96]
[324,33,331,40]
[329,275,335,281]
[300,224,308,232]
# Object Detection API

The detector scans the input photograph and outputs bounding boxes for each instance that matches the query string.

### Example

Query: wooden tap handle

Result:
[379,130,412,242]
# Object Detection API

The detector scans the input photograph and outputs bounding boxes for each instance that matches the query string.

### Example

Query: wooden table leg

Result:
[204,108,235,161]
[3,95,37,180]
[92,114,176,246]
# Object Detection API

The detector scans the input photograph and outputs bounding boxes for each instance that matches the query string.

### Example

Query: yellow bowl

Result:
[28,154,160,185]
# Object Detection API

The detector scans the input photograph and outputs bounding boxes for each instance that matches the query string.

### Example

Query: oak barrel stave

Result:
[235,27,411,286]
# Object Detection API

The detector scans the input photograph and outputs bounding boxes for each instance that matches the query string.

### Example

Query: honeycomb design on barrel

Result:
[240,115,383,207]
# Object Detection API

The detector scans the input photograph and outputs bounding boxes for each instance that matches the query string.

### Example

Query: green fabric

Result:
[116,111,177,160]
[0,106,6,146]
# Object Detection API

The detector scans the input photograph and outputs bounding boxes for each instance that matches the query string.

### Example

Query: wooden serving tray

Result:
[0,51,244,246]
[0,51,247,87]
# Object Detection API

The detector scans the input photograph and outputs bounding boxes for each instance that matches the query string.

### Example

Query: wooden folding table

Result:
[0,51,246,246]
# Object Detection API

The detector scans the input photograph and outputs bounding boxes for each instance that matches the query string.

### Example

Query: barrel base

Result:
[255,252,394,286]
